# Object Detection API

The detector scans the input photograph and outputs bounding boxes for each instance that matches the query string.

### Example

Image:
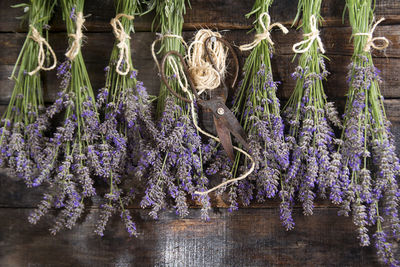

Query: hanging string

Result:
[165,52,255,196]
[28,25,57,76]
[110,13,134,76]
[151,33,188,73]
[167,55,190,94]
[187,29,228,95]
[353,17,389,52]
[65,12,85,61]
[292,15,325,54]
[239,12,288,51]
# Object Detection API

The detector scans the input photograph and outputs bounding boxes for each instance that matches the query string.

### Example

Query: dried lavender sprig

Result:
[137,97,214,220]
[282,0,342,229]
[0,1,56,186]
[229,0,289,210]
[93,0,157,237]
[27,0,100,235]
[138,0,212,220]
[338,1,400,265]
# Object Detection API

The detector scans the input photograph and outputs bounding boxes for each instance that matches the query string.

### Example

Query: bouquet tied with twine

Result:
[137,0,214,221]
[230,0,290,212]
[281,0,343,230]
[94,0,155,237]
[335,0,399,265]
[0,0,56,186]
[27,0,103,235]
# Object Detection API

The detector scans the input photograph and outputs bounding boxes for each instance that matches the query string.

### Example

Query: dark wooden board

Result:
[0,31,399,103]
[0,208,380,267]
[1,0,400,33]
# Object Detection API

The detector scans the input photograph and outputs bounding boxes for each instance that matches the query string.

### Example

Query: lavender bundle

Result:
[229,0,289,210]
[337,1,400,264]
[93,0,154,237]
[281,0,342,230]
[27,0,101,235]
[0,0,56,185]
[138,0,212,220]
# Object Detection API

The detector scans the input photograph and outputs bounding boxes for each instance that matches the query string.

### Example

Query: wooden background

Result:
[0,0,400,266]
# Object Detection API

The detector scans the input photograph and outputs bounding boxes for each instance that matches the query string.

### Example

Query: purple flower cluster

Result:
[136,97,213,220]
[93,64,153,236]
[242,69,289,204]
[0,119,37,185]
[0,0,55,187]
[336,57,400,264]
[26,61,98,234]
[229,41,290,211]
[20,0,155,237]
[282,55,342,229]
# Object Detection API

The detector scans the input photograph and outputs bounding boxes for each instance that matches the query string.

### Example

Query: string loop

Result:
[110,13,134,75]
[151,33,188,73]
[28,25,57,76]
[354,17,389,52]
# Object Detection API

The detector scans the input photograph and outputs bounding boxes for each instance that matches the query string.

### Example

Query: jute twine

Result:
[353,17,389,52]
[28,25,57,76]
[292,15,325,54]
[151,33,188,73]
[65,12,85,61]
[239,12,288,51]
[110,13,134,76]
[187,29,228,95]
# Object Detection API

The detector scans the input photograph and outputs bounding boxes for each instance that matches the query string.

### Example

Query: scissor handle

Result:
[160,50,199,103]
[204,36,239,90]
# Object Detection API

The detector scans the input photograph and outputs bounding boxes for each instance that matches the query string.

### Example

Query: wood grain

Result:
[0,208,381,266]
[1,0,400,32]
[0,31,399,104]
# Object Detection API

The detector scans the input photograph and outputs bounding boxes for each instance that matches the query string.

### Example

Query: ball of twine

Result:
[187,29,228,95]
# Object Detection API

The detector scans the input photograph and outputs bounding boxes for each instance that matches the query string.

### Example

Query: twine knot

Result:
[292,15,325,54]
[65,12,85,61]
[111,13,134,75]
[239,12,288,51]
[151,33,187,73]
[28,25,57,76]
[354,17,389,52]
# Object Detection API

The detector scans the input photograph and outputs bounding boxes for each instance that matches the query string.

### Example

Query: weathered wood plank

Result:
[0,208,382,266]
[0,171,335,209]
[0,24,399,103]
[1,24,399,67]
[1,0,400,32]
[0,54,399,104]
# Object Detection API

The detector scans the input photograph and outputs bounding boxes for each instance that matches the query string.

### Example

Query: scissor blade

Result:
[222,108,249,150]
[214,116,235,161]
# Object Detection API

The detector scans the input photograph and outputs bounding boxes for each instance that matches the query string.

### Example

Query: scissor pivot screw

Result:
[217,107,225,115]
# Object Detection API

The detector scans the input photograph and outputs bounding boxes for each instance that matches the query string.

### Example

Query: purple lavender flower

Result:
[137,97,212,219]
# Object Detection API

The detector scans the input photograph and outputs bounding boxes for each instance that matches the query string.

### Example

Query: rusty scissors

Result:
[160,36,249,161]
